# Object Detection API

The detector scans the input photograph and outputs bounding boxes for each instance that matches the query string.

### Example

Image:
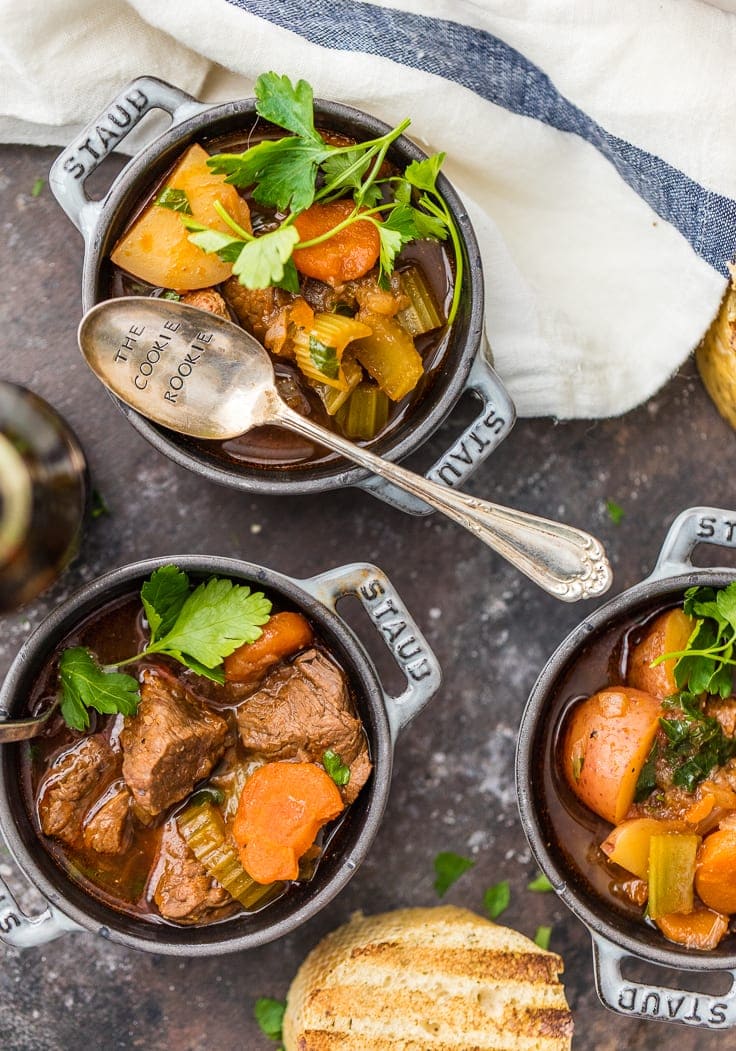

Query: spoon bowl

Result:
[78,297,613,602]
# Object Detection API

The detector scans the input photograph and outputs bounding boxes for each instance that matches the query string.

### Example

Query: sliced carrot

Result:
[232,762,344,884]
[292,200,380,286]
[223,612,314,684]
[655,905,729,950]
[694,827,736,913]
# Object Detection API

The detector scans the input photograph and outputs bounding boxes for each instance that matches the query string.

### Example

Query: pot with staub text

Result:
[49,76,514,513]
[0,556,439,955]
[518,507,736,1030]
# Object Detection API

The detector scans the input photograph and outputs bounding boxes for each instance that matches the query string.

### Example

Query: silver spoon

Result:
[0,697,59,743]
[78,297,613,602]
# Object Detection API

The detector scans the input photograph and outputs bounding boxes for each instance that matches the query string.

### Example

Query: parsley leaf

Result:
[59,648,140,731]
[377,224,405,284]
[323,749,351,785]
[148,576,272,673]
[534,925,552,950]
[182,219,246,262]
[90,488,109,519]
[255,71,322,142]
[433,851,475,897]
[231,226,300,290]
[31,177,45,198]
[156,187,192,214]
[405,153,445,193]
[656,583,736,698]
[483,880,510,919]
[141,564,190,643]
[253,996,286,1042]
[309,336,339,379]
[605,499,625,525]
[209,138,330,213]
[527,872,554,893]
[321,149,373,194]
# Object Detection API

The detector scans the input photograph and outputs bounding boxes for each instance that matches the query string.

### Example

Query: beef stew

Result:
[21,568,371,927]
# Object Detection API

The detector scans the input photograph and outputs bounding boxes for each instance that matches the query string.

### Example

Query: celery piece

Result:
[178,799,277,909]
[336,383,390,440]
[647,833,700,920]
[397,266,444,336]
[316,357,363,416]
[352,313,424,401]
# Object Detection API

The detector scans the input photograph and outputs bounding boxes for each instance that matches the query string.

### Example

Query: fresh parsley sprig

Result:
[651,584,736,697]
[57,566,272,731]
[184,71,460,321]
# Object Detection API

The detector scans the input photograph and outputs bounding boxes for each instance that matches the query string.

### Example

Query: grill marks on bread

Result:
[283,906,572,1051]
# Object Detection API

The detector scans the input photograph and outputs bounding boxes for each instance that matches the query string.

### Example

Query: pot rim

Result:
[517,565,736,972]
[82,95,485,494]
[0,554,394,955]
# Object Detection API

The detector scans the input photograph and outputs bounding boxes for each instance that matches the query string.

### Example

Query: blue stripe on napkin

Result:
[227,0,736,275]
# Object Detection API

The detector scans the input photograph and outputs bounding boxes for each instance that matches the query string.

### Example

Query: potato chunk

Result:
[111,144,252,291]
[627,608,694,699]
[562,687,662,824]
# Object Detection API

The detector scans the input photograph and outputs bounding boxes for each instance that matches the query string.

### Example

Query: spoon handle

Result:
[275,403,612,601]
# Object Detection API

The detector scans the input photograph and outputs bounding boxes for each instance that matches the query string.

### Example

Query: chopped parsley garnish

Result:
[433,851,475,897]
[253,997,286,1042]
[605,499,625,525]
[527,872,554,893]
[185,71,462,324]
[58,566,272,729]
[322,749,351,786]
[657,692,736,792]
[90,487,110,519]
[31,177,45,198]
[156,187,192,214]
[161,290,181,301]
[534,925,552,950]
[483,880,510,919]
[653,583,736,698]
[309,336,339,379]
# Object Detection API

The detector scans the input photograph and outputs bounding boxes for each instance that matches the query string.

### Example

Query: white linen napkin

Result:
[2,0,735,419]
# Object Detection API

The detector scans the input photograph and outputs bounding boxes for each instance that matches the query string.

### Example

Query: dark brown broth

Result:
[544,602,682,923]
[104,125,455,470]
[20,587,364,926]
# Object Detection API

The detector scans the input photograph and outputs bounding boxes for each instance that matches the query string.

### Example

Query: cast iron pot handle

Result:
[360,335,515,515]
[300,563,441,739]
[0,869,83,948]
[650,506,736,580]
[591,933,736,1029]
[49,76,208,242]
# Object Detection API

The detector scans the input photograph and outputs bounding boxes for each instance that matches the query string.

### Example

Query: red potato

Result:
[627,608,695,699]
[562,687,662,824]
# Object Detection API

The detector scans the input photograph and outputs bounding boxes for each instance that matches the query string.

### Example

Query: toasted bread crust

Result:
[283,906,573,1050]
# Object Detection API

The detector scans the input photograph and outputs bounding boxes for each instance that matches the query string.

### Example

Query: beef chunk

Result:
[705,697,736,738]
[237,649,371,804]
[121,669,228,818]
[151,823,231,924]
[222,278,290,343]
[83,784,131,855]
[180,288,229,318]
[38,735,118,846]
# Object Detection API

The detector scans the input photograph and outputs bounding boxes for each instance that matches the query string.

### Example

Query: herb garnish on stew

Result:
[58,565,272,730]
[182,72,463,324]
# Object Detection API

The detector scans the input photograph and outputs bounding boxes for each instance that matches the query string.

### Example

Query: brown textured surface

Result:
[1,143,736,1050]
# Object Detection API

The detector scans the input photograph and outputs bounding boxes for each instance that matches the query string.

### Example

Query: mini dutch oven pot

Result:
[49,76,514,514]
[517,507,736,1030]
[0,556,440,955]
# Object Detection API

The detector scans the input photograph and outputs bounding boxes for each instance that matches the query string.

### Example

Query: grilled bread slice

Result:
[283,905,573,1050]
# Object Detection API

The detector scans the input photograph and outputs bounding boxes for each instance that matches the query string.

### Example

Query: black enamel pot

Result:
[49,76,514,515]
[0,556,440,955]
[517,507,736,1030]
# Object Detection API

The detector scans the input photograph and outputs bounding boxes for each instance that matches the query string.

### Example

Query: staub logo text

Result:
[62,89,149,180]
